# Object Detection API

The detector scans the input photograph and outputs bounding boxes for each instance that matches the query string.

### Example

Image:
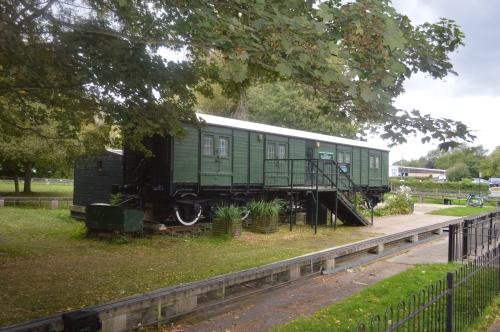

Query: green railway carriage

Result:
[120,114,390,227]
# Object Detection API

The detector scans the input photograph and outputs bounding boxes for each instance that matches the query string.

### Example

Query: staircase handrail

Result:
[309,160,374,216]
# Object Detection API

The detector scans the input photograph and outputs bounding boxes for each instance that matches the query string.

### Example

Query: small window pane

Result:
[267,144,274,159]
[278,145,286,159]
[370,156,374,169]
[345,153,351,163]
[338,153,343,163]
[219,138,228,156]
[375,156,380,169]
[204,137,213,155]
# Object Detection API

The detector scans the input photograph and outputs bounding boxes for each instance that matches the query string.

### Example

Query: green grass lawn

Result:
[1,198,497,328]
[427,206,498,217]
[0,182,73,197]
[0,206,372,326]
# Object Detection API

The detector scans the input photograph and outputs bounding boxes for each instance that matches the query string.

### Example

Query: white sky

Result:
[371,0,500,164]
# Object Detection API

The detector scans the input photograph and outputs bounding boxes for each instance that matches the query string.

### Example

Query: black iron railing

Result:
[356,244,500,332]
[448,211,500,262]
[263,158,373,230]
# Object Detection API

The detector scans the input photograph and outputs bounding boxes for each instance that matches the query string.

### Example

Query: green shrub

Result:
[446,163,470,182]
[389,179,489,192]
[385,185,413,214]
[461,178,474,187]
[249,198,284,219]
[214,204,245,221]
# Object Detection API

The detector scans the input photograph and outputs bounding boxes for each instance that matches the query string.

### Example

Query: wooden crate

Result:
[252,216,279,234]
[212,218,242,238]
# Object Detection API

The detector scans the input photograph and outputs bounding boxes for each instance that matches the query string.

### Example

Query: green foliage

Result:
[385,185,413,214]
[436,144,488,177]
[112,236,130,245]
[249,199,284,220]
[110,193,123,206]
[214,204,245,223]
[480,146,500,178]
[427,206,497,217]
[247,82,369,139]
[1,0,475,154]
[389,179,490,192]
[446,163,471,182]
[460,178,474,187]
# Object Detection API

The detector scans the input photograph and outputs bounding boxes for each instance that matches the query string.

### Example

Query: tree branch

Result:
[2,82,91,93]
[0,116,70,140]
[18,0,212,48]
[20,0,59,25]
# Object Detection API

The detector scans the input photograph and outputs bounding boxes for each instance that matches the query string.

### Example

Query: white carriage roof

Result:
[197,113,389,152]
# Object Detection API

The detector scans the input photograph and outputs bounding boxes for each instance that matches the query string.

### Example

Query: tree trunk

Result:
[14,171,19,197]
[23,162,32,194]
[232,91,250,120]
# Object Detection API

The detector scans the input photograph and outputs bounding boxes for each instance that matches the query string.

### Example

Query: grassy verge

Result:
[0,207,371,326]
[426,206,498,217]
[468,295,500,331]
[407,196,497,208]
[273,263,462,331]
[0,182,73,197]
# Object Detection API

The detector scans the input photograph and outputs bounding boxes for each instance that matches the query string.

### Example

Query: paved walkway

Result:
[176,204,467,331]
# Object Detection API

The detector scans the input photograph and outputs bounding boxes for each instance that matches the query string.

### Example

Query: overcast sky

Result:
[376,0,500,164]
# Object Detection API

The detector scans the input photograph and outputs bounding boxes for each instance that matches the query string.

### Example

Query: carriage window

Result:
[219,138,228,157]
[267,144,275,159]
[278,145,286,159]
[337,152,344,163]
[97,161,103,170]
[370,155,380,169]
[204,136,213,155]
[345,153,351,164]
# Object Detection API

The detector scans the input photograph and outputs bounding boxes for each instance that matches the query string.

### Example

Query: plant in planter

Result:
[212,204,244,238]
[249,198,284,233]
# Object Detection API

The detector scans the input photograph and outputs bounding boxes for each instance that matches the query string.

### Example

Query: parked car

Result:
[490,178,500,187]
[471,178,490,184]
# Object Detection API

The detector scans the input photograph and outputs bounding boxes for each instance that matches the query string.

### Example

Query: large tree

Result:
[435,144,488,178]
[1,0,475,153]
[0,106,112,194]
[247,82,369,139]
[479,146,500,178]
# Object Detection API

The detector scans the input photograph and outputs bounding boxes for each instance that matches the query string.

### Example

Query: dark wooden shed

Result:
[71,149,123,219]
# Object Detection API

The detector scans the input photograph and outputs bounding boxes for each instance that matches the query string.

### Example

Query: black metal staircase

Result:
[263,158,373,227]
[317,191,371,226]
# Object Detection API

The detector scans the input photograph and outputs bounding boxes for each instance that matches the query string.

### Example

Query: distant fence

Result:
[356,244,500,332]
[0,197,73,208]
[0,177,73,184]
[390,184,490,195]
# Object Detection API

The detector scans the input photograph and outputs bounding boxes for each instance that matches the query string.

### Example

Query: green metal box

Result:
[85,204,144,234]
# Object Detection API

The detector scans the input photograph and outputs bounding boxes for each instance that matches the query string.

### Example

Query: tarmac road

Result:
[174,204,461,332]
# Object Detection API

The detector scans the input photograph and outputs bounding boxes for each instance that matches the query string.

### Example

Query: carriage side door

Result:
[265,141,289,186]
[200,133,232,186]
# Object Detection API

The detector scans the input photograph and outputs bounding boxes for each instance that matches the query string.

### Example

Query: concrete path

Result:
[176,204,462,331]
